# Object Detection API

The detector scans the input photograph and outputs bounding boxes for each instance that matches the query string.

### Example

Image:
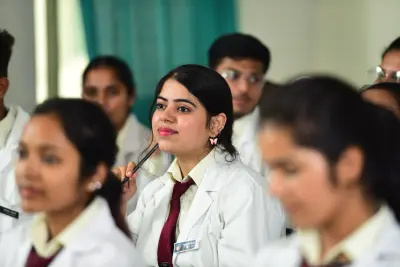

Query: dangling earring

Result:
[210,136,218,146]
[88,181,102,191]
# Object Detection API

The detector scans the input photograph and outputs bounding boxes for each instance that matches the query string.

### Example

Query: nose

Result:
[17,155,40,181]
[237,78,251,94]
[158,106,175,123]
[268,173,285,198]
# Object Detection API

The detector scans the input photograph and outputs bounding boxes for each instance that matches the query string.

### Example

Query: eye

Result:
[42,154,60,165]
[221,70,240,81]
[84,88,97,97]
[248,75,262,84]
[156,103,165,110]
[283,167,298,176]
[107,86,120,96]
[18,148,27,159]
[177,106,190,113]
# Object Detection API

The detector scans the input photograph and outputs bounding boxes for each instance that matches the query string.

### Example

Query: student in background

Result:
[208,33,270,180]
[0,29,31,239]
[0,99,143,267]
[373,36,400,83]
[255,76,400,267]
[114,64,285,267]
[82,56,171,213]
[361,82,400,118]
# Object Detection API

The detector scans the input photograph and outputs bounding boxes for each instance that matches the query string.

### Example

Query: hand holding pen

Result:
[112,161,138,204]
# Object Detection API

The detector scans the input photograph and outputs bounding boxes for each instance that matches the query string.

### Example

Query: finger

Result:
[126,161,137,177]
[112,168,122,180]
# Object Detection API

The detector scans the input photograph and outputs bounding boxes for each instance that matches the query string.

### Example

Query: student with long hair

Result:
[114,64,285,267]
[255,76,400,266]
[82,56,171,213]
[0,99,143,267]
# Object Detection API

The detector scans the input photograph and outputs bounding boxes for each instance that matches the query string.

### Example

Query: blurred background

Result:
[1,0,399,125]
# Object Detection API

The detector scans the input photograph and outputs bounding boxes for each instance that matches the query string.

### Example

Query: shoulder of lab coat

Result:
[0,197,144,267]
[253,207,400,267]
[0,106,31,236]
[127,149,285,266]
[233,107,267,175]
[116,114,151,167]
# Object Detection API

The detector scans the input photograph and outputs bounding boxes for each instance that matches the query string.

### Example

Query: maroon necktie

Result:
[300,257,351,267]
[157,179,195,267]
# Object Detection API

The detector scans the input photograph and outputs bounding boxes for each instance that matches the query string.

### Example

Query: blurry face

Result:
[215,58,264,118]
[258,124,361,228]
[377,51,400,83]
[362,89,400,118]
[82,67,134,131]
[16,115,91,213]
[152,79,221,158]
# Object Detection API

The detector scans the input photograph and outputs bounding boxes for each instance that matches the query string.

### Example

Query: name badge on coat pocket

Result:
[0,206,19,219]
[174,240,199,254]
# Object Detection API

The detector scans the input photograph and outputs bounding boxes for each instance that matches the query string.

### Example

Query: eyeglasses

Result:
[220,69,264,86]
[369,66,400,83]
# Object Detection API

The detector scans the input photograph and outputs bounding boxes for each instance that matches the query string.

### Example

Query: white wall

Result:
[0,0,36,112]
[237,0,400,87]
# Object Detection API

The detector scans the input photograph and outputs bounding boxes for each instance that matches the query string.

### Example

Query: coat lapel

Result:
[176,157,225,242]
[151,175,174,247]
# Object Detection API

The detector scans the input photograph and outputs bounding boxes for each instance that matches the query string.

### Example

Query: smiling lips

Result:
[158,127,178,136]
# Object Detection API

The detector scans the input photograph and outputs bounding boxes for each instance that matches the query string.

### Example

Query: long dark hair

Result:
[145,64,237,158]
[260,75,400,222]
[33,98,131,238]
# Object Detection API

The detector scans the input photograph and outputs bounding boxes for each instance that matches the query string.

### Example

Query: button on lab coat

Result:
[0,197,144,267]
[128,149,286,267]
[253,207,400,267]
[0,106,31,239]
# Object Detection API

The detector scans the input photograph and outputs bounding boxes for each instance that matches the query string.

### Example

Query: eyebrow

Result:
[19,141,62,151]
[157,96,197,108]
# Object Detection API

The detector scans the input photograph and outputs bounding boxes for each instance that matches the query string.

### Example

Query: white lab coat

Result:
[128,149,286,267]
[117,114,172,214]
[233,107,268,183]
[0,106,31,238]
[0,197,144,267]
[253,207,400,267]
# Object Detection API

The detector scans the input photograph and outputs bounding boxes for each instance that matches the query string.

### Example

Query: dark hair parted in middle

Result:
[82,55,136,97]
[149,64,237,157]
[260,75,400,222]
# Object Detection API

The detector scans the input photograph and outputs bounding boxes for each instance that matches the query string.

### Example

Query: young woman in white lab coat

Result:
[254,76,400,267]
[82,56,171,213]
[0,99,143,267]
[114,64,286,267]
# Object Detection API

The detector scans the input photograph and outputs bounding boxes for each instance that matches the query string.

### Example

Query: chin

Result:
[20,200,45,214]
[158,140,177,154]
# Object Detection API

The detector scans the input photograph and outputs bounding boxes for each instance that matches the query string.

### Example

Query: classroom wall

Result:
[0,0,36,112]
[237,0,400,87]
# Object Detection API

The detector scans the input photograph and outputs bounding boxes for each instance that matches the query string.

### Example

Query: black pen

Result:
[121,143,159,184]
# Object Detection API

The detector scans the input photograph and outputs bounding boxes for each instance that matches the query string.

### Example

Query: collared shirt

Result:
[166,148,215,237]
[29,197,103,257]
[0,107,16,148]
[299,206,388,265]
